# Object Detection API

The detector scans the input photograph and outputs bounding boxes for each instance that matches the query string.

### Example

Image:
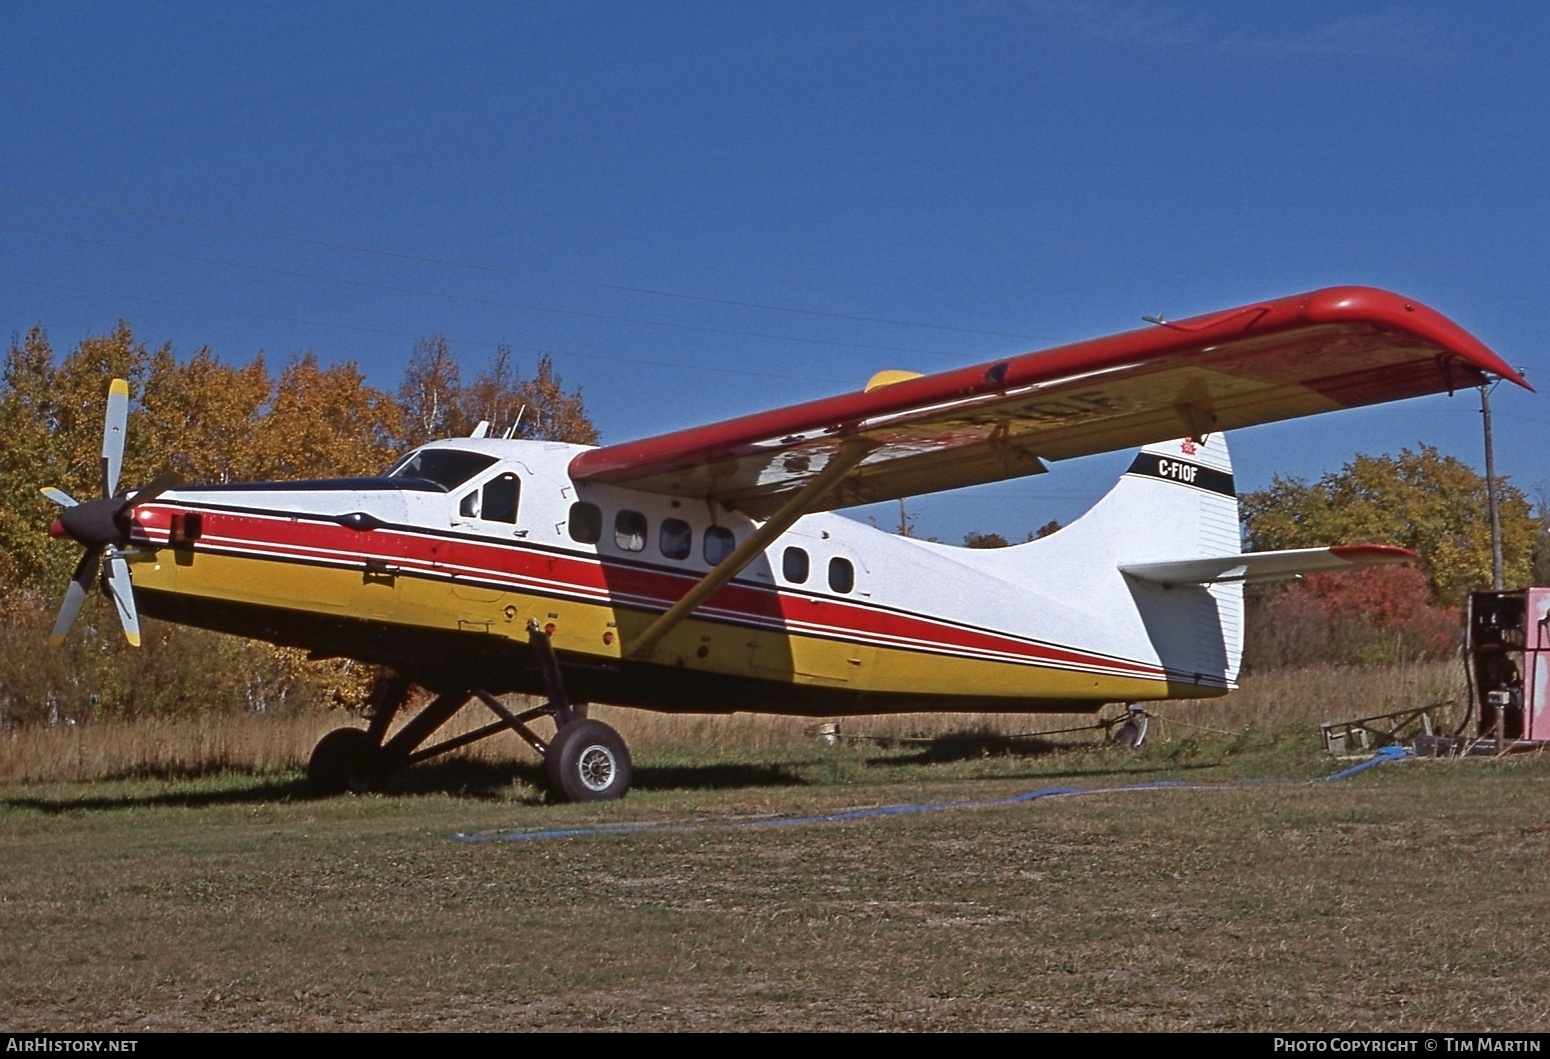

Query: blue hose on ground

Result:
[453,744,1414,844]
[1320,742,1411,780]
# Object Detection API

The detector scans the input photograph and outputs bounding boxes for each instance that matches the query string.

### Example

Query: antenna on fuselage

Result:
[503,405,526,440]
[470,420,491,438]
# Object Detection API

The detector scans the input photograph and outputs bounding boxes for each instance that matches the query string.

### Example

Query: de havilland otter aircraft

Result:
[42,286,1528,800]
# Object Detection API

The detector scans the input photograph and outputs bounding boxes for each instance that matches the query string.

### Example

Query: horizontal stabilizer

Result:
[1120,544,1416,586]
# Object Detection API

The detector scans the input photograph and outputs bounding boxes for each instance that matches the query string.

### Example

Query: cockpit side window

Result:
[386,449,498,490]
[828,556,855,594]
[481,473,520,524]
[783,546,810,584]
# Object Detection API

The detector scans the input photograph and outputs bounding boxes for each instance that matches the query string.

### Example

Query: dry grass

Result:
[2,737,1548,1031]
[1156,659,1465,735]
[0,661,1468,784]
[2,657,1542,1033]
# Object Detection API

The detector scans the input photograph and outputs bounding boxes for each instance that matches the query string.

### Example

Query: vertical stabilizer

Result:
[950,432,1244,690]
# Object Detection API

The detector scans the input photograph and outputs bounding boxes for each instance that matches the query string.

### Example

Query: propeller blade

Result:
[101,378,129,498]
[104,553,141,648]
[49,549,101,647]
[41,487,78,508]
[126,471,183,509]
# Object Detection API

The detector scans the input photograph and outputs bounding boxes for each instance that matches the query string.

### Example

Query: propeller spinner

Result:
[41,378,180,647]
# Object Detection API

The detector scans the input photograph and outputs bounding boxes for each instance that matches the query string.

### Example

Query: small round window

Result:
[828,556,854,594]
[660,518,692,560]
[783,547,809,584]
[615,510,648,552]
[704,526,735,565]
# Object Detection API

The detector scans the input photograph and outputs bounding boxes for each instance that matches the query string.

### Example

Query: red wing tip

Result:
[1301,286,1530,390]
[1328,544,1418,563]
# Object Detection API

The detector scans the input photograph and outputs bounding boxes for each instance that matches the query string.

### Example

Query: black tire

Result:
[545,719,632,802]
[307,727,382,795]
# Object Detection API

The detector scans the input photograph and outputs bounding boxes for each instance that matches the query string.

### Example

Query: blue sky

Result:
[3,1,1546,542]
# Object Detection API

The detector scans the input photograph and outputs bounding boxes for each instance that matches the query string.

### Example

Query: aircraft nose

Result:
[56,498,129,549]
[49,518,68,539]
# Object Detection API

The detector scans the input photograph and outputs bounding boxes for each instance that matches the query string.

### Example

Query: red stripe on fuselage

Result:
[130,503,1168,680]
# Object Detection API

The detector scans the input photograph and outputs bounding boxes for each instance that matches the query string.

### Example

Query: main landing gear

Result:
[306,621,633,802]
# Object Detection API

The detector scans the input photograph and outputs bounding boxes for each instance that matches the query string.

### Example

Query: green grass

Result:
[2,728,1548,1031]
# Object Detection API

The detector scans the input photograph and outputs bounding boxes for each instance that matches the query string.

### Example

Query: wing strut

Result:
[627,440,877,660]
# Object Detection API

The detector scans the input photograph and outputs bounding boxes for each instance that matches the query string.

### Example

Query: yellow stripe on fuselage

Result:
[129,547,1221,704]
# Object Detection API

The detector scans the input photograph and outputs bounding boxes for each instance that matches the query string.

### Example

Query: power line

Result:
[0,187,1063,342]
[0,222,985,363]
[0,275,855,385]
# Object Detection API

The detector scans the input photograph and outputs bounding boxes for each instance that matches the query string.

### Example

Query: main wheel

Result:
[307,727,382,795]
[545,719,632,802]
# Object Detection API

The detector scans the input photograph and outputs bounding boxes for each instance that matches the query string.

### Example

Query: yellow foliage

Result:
[1242,445,1537,603]
[1,322,598,723]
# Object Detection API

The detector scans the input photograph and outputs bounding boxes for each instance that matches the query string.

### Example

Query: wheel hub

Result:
[576,744,616,791]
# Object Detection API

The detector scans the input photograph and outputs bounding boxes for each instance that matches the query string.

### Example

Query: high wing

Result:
[569,286,1527,518]
[1121,544,1417,587]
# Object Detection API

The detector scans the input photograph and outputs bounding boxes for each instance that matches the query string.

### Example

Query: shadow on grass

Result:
[863,733,1229,780]
[632,762,806,791]
[864,734,1067,764]
[1,757,812,813]
[1,776,312,814]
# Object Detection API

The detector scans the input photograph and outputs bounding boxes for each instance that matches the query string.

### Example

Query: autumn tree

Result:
[0,325,405,723]
[0,321,604,726]
[397,338,598,447]
[963,531,1009,549]
[505,352,599,444]
[1242,446,1537,604]
[1242,565,1459,670]
[398,334,463,447]
[0,323,167,587]
[138,345,274,485]
[250,354,403,479]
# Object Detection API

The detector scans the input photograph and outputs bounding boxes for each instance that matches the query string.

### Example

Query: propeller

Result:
[41,378,180,647]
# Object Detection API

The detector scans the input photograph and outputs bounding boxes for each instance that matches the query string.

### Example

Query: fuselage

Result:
[123,437,1234,716]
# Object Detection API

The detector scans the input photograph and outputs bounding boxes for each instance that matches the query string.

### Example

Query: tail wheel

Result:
[308,727,382,795]
[1114,709,1149,750]
[546,719,632,802]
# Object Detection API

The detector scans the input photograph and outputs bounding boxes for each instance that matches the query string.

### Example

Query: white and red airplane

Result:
[42,286,1527,800]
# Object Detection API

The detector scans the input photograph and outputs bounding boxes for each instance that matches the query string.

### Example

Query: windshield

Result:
[385,449,499,491]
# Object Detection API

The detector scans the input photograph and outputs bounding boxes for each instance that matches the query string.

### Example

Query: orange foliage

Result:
[1245,564,1460,670]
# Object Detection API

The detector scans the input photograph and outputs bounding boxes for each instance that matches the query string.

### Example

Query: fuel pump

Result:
[1465,588,1550,743]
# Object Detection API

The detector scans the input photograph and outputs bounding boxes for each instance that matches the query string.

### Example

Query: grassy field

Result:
[6,661,1548,1032]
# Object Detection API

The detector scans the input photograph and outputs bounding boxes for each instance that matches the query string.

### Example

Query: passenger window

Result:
[481,473,520,524]
[458,491,478,518]
[615,510,648,552]
[704,526,735,565]
[660,518,691,560]
[569,502,602,544]
[828,556,855,594]
[783,547,809,584]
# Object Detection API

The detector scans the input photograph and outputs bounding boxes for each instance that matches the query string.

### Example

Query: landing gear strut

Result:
[304,622,631,801]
